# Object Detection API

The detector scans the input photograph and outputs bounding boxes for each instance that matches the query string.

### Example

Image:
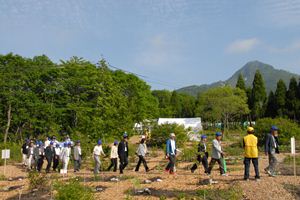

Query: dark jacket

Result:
[118,140,129,158]
[45,146,55,160]
[197,142,208,159]
[33,147,44,160]
[22,143,28,154]
[265,133,279,154]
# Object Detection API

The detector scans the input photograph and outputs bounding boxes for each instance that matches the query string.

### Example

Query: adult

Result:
[191,134,209,174]
[27,141,35,170]
[33,141,44,172]
[265,125,280,177]
[93,140,105,174]
[135,138,149,172]
[243,127,260,181]
[45,141,55,173]
[21,139,29,167]
[44,136,50,148]
[118,133,129,174]
[207,132,226,176]
[107,140,119,172]
[60,142,71,175]
[73,140,82,172]
[165,133,177,175]
[53,143,61,172]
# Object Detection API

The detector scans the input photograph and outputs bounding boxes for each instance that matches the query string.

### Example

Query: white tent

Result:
[158,118,202,132]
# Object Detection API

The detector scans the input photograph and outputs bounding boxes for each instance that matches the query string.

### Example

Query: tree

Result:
[274,79,287,117]
[236,73,246,91]
[195,86,250,130]
[250,70,267,120]
[264,91,276,118]
[286,77,298,120]
[152,90,173,117]
[170,91,182,118]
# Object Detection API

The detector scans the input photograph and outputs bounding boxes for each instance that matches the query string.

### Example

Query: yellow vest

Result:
[243,134,258,158]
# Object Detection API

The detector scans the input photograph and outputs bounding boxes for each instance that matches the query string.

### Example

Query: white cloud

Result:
[226,38,260,54]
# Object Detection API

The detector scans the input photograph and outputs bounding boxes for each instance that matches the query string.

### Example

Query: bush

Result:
[54,178,94,200]
[255,118,300,146]
[0,142,22,165]
[28,171,49,190]
[149,123,188,147]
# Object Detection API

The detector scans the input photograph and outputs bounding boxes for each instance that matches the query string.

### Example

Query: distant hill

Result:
[177,61,300,97]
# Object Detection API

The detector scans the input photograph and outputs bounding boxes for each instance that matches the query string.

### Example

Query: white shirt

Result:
[44,140,50,147]
[55,147,61,156]
[93,145,104,156]
[110,145,118,158]
[170,139,176,155]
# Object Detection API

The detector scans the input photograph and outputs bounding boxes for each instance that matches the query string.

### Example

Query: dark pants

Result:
[191,155,209,173]
[135,155,149,172]
[37,157,44,172]
[53,156,59,171]
[244,157,260,179]
[107,158,118,172]
[207,158,225,175]
[74,157,81,172]
[165,155,176,173]
[46,157,52,172]
[119,156,128,174]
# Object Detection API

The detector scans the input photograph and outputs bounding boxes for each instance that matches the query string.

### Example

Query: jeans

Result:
[135,155,149,172]
[244,157,260,179]
[94,155,101,174]
[266,153,277,174]
[53,156,59,171]
[165,155,176,173]
[191,155,209,173]
[207,158,225,175]
[119,156,128,174]
[46,157,52,172]
[107,158,118,172]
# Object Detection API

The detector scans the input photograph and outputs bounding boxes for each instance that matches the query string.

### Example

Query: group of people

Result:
[21,135,82,176]
[21,125,281,181]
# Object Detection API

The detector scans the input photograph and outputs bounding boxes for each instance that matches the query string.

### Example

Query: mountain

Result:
[177,61,300,97]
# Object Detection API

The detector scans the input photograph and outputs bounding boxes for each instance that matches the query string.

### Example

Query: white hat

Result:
[170,133,175,137]
[141,135,146,139]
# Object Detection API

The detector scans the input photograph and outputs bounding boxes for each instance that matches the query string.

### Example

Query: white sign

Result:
[1,149,10,159]
[291,137,296,155]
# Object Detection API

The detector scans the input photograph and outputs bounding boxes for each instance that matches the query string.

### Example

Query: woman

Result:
[135,138,149,172]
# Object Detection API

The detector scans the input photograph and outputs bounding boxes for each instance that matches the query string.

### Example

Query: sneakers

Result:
[221,173,228,176]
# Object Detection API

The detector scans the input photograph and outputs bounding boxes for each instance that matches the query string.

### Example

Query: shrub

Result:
[149,123,188,147]
[255,118,300,146]
[0,142,22,165]
[28,171,49,190]
[54,178,94,200]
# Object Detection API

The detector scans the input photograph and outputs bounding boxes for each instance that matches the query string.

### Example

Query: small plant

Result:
[28,171,48,190]
[54,178,94,200]
[0,174,6,181]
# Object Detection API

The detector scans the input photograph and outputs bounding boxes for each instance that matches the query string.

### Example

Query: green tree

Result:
[195,86,250,130]
[286,77,298,120]
[170,91,182,118]
[152,90,173,117]
[236,73,246,91]
[264,91,276,118]
[274,79,287,117]
[250,70,267,120]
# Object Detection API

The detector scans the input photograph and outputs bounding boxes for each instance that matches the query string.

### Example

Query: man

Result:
[165,133,177,175]
[135,138,150,172]
[93,139,105,174]
[243,127,260,181]
[60,142,71,176]
[191,134,209,174]
[118,133,129,174]
[207,132,226,176]
[265,125,280,177]
[53,143,61,172]
[21,139,29,167]
[73,140,82,172]
[107,140,119,172]
[33,141,44,172]
[45,141,55,173]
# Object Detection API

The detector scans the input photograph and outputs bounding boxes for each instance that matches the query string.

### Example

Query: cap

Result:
[170,133,175,137]
[201,134,207,139]
[215,132,222,137]
[50,141,54,145]
[97,140,102,145]
[247,127,254,133]
[76,140,80,144]
[123,133,128,138]
[63,142,68,147]
[271,125,279,131]
[114,140,118,145]
[56,144,60,147]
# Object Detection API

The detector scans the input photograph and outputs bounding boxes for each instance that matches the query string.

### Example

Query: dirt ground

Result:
[0,144,299,200]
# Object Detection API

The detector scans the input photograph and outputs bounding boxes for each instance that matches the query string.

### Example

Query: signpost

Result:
[1,149,10,176]
[290,137,296,177]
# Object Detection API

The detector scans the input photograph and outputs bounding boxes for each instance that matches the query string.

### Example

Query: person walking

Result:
[53,143,61,172]
[243,127,260,181]
[165,133,177,175]
[73,140,82,172]
[45,141,55,173]
[93,140,105,174]
[21,139,29,167]
[107,140,119,172]
[265,125,280,177]
[27,141,35,171]
[118,133,129,174]
[191,134,209,174]
[60,142,71,175]
[135,137,150,172]
[33,141,44,172]
[207,132,226,176]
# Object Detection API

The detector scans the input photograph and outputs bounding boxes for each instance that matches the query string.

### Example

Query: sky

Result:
[1,0,300,90]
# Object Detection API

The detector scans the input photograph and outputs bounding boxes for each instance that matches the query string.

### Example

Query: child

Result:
[191,134,209,174]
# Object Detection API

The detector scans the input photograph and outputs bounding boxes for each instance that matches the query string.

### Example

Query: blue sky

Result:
[1,0,300,90]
